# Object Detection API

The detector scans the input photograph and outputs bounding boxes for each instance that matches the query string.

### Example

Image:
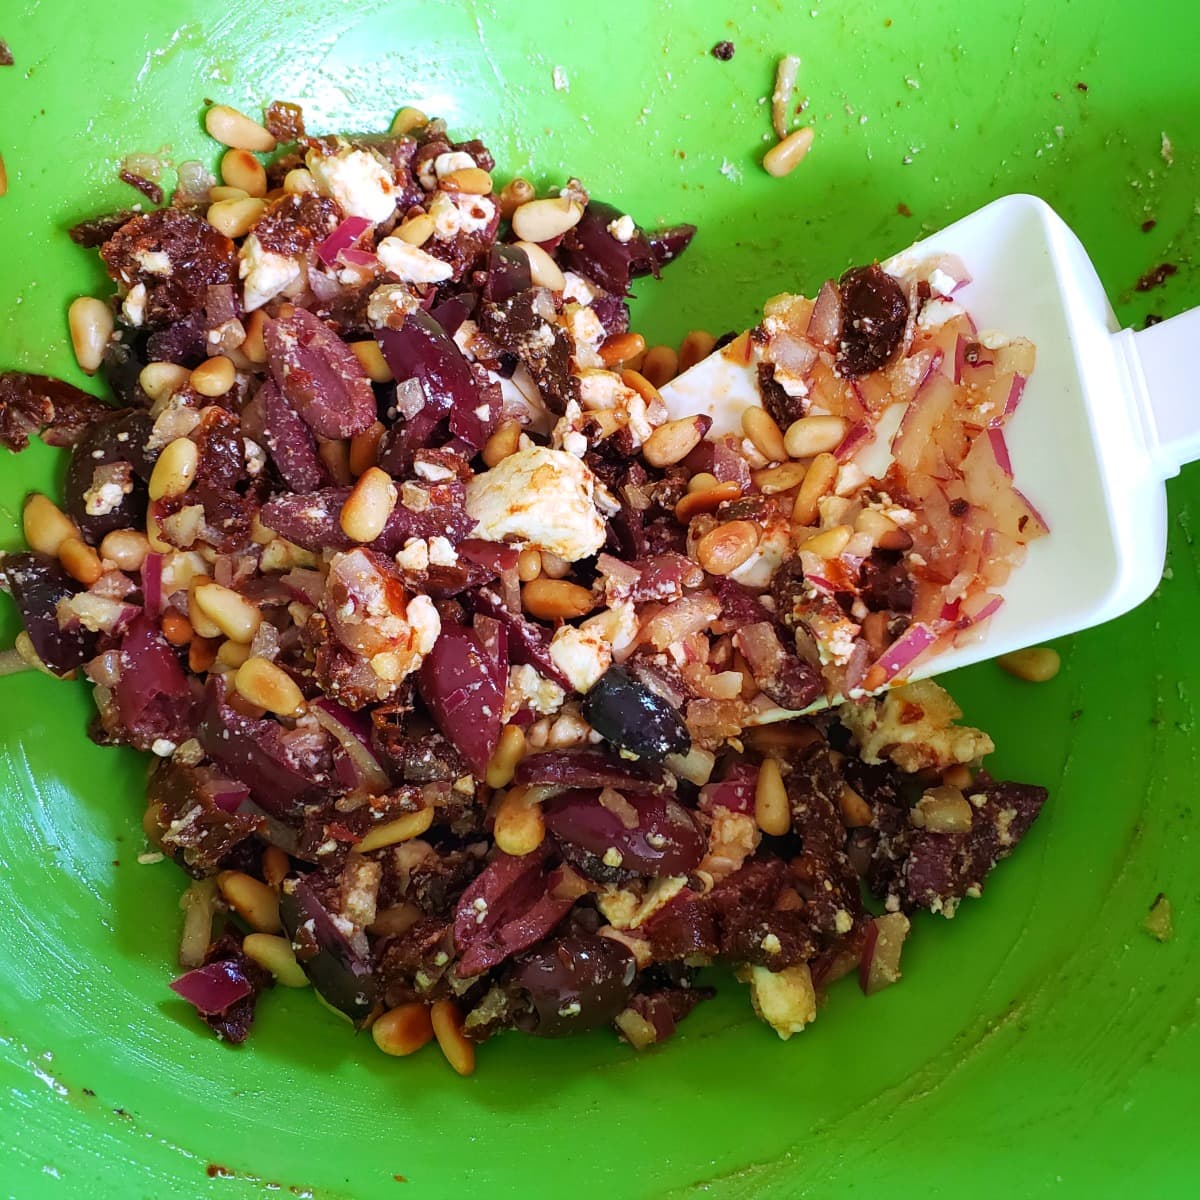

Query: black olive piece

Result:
[581,664,691,761]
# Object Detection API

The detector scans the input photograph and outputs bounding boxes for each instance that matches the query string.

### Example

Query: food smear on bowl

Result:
[0,99,1047,1068]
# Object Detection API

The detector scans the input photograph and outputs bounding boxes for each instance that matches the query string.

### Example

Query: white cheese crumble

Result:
[606,214,636,243]
[549,624,612,693]
[306,145,397,223]
[427,536,457,567]
[376,237,454,284]
[121,284,147,327]
[745,964,817,1040]
[394,538,430,572]
[239,234,302,312]
[366,283,419,329]
[928,266,958,296]
[506,664,565,716]
[433,150,476,178]
[916,297,964,330]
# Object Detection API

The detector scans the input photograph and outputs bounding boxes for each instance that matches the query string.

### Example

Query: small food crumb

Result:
[1143,313,1163,328]
[0,39,12,66]
[897,201,913,218]
[1141,218,1157,233]
[1143,893,1173,942]
[1075,80,1089,92]
[137,851,165,865]
[1160,132,1174,165]
[711,40,735,61]
[1135,262,1178,292]
[552,65,569,92]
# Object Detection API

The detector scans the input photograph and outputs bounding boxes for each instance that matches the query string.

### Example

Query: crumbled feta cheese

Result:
[121,283,147,327]
[427,536,457,567]
[376,236,454,284]
[928,266,958,297]
[151,738,176,757]
[760,932,783,955]
[549,624,612,693]
[561,271,599,306]
[602,847,623,868]
[562,304,606,368]
[834,909,854,934]
[606,213,636,242]
[413,459,455,483]
[395,538,430,571]
[239,234,302,312]
[730,514,790,590]
[917,297,964,330]
[745,963,817,1040]
[243,438,266,476]
[135,249,172,275]
[465,445,607,561]
[507,663,566,716]
[84,480,128,517]
[306,145,397,223]
[405,593,442,656]
[455,193,495,234]
[562,429,588,457]
[433,150,476,178]
[582,601,639,658]
[428,189,462,240]
[978,329,1009,350]
[366,283,419,329]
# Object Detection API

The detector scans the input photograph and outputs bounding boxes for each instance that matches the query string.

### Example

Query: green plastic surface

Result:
[2,2,1198,1196]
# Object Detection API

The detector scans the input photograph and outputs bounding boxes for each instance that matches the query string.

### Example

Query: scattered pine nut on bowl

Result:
[0,89,1052,1073]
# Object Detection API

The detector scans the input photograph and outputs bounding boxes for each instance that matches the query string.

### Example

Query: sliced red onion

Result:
[1011,487,1050,535]
[877,622,936,681]
[987,426,1013,479]
[960,594,1003,627]
[316,216,372,267]
[169,961,253,1015]
[312,698,391,794]
[459,540,519,573]
[338,247,378,268]
[807,280,841,350]
[142,552,164,617]
[999,373,1026,422]
[834,421,870,462]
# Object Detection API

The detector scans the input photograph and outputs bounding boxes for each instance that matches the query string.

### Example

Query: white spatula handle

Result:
[1131,307,1200,476]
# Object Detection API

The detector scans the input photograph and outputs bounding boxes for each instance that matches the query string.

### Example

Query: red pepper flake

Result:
[1135,262,1177,292]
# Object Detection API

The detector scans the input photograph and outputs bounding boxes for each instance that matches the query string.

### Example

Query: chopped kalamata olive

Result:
[1,552,98,675]
[581,664,690,761]
[510,933,636,1037]
[835,263,909,378]
[63,409,154,542]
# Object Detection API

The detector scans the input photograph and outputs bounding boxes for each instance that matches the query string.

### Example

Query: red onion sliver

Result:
[987,426,1013,478]
[169,961,253,1015]
[878,623,936,680]
[316,216,372,267]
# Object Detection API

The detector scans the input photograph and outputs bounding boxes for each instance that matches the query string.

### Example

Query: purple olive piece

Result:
[510,933,636,1037]
[581,664,690,761]
[1,552,98,675]
[63,409,154,542]
[113,613,196,750]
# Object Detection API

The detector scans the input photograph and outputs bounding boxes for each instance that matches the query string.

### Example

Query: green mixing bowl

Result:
[2,2,1197,1195]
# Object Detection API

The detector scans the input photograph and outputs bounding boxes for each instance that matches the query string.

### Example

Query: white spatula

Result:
[658,193,1196,689]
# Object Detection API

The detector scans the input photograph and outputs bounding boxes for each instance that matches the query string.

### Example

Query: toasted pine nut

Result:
[139,361,192,404]
[209,185,249,203]
[430,999,475,1076]
[217,639,253,669]
[217,870,282,933]
[242,310,268,364]
[641,345,679,388]
[642,416,708,468]
[160,611,194,646]
[997,646,1061,683]
[235,655,304,715]
[206,196,266,239]
[696,520,761,576]
[599,332,646,368]
[58,537,102,586]
[205,104,277,153]
[67,297,113,374]
[261,845,290,889]
[220,148,267,198]
[799,524,853,559]
[188,636,220,674]
[754,461,807,495]
[23,493,80,557]
[784,415,847,459]
[687,472,719,494]
[522,577,595,620]
[911,785,974,834]
[511,196,583,243]
[755,757,791,836]
[149,437,199,501]
[193,582,261,643]
[396,213,436,246]
[243,932,308,987]
[791,452,838,525]
[349,421,386,476]
[839,784,872,828]
[942,764,974,790]
[619,367,664,409]
[370,902,422,937]
[374,1003,435,1056]
[744,722,822,755]
[178,878,219,968]
[486,725,528,790]
[493,785,546,855]
[440,166,493,195]
[513,240,565,290]
[146,507,172,554]
[340,466,397,543]
[99,528,150,573]
[538,551,571,580]
[282,167,318,195]
[498,177,535,220]
[675,480,742,522]
[516,548,542,583]
[482,419,521,468]
[188,581,223,638]
[678,330,716,373]
[763,126,816,178]
[350,340,393,383]
[190,355,236,397]
[356,806,435,853]
[390,106,429,135]
[742,407,788,463]
[854,507,901,545]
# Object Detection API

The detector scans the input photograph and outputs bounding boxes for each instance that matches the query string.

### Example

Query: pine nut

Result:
[440,166,493,195]
[235,655,305,715]
[511,196,583,243]
[242,310,268,364]
[350,340,393,383]
[217,639,252,669]
[763,126,816,178]
[190,355,236,397]
[187,581,222,639]
[318,437,351,485]
[539,551,571,580]
[486,725,528,789]
[23,493,80,557]
[193,582,261,643]
[799,524,853,559]
[742,407,788,462]
[522,577,595,620]
[755,757,791,836]
[675,480,742,523]
[262,845,290,889]
[516,548,542,583]
[641,345,679,388]
[854,507,901,545]
[340,466,397,543]
[482,419,522,468]
[911,785,974,834]
[139,361,192,404]
[696,520,761,576]
[838,783,872,828]
[206,196,267,239]
[492,785,546,855]
[67,297,113,374]
[619,367,664,409]
[512,240,565,290]
[791,452,838,525]
[721,330,754,366]
[754,461,807,495]
[283,167,318,195]
[784,415,847,459]
[220,148,267,198]
[178,878,219,968]
[356,806,435,853]
[149,437,199,501]
[209,185,249,204]
[687,472,719,494]
[59,537,102,586]
[217,870,282,933]
[160,611,194,646]
[642,416,708,468]
[678,330,716,373]
[146,507,172,553]
[371,902,422,937]
[395,212,436,247]
[997,646,1061,683]
[373,1003,435,1056]
[243,932,308,987]
[430,999,475,1076]
[744,722,822,755]
[942,764,974,790]
[498,177,535,220]
[390,106,429,135]
[204,104,277,153]
[349,420,386,475]
[99,528,150,572]
[599,332,646,368]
